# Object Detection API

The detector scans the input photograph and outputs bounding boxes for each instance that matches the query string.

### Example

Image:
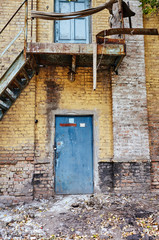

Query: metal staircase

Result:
[0,0,37,121]
[0,51,36,120]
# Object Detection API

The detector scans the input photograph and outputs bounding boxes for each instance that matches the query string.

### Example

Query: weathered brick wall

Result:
[111,0,150,162]
[0,0,112,201]
[35,66,113,161]
[99,162,151,193]
[144,15,159,190]
[0,77,36,203]
[101,0,152,193]
[0,0,36,203]
[113,162,151,193]
[33,66,113,198]
[0,161,34,205]
[1,0,159,201]
[92,0,109,42]
[36,0,54,43]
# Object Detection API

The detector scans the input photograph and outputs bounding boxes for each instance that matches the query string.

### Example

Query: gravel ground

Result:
[0,193,159,240]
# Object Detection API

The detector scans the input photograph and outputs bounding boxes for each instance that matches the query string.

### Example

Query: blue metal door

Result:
[55,116,93,194]
[54,0,90,43]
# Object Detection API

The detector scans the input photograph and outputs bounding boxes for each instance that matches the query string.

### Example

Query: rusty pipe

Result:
[24,0,28,60]
[31,0,34,43]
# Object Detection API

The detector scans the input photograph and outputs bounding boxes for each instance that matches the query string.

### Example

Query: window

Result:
[54,0,90,43]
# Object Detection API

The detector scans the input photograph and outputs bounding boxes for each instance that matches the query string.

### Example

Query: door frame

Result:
[49,109,100,194]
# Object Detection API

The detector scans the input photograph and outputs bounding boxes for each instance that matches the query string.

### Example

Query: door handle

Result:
[55,155,59,167]
[54,145,59,166]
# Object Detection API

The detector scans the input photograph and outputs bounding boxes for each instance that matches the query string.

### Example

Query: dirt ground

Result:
[0,193,159,240]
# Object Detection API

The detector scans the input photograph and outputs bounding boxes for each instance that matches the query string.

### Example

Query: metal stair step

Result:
[14,76,28,88]
[25,68,34,79]
[5,88,19,101]
[0,94,12,105]
[0,100,11,110]
[0,51,29,95]
[20,77,28,86]
[13,77,24,89]
[0,109,3,120]
[21,68,30,81]
[24,58,36,78]
[0,52,36,121]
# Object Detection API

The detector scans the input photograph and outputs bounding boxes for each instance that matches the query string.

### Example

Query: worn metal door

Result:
[54,0,90,43]
[55,116,93,194]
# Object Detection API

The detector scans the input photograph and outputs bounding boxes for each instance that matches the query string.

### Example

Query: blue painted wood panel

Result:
[55,0,90,43]
[55,116,93,194]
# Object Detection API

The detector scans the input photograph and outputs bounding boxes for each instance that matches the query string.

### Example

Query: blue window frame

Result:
[54,0,90,43]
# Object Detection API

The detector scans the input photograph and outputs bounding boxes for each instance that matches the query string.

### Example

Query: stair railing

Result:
[0,0,28,60]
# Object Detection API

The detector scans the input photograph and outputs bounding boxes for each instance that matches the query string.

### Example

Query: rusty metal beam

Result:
[27,43,125,56]
[97,28,159,38]
[97,38,125,44]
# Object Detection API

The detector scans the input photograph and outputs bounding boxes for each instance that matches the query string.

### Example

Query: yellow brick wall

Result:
[0,0,112,163]
[92,0,110,42]
[0,0,36,156]
[35,66,113,162]
[0,76,36,200]
[0,0,24,77]
[33,65,113,198]
[2,1,159,197]
[144,15,159,189]
[0,78,36,160]
[0,0,113,199]
[36,0,54,42]
[144,15,159,161]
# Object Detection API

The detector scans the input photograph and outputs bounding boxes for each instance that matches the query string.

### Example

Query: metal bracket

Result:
[68,55,76,82]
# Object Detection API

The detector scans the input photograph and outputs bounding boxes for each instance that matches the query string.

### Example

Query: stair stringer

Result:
[0,51,37,120]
